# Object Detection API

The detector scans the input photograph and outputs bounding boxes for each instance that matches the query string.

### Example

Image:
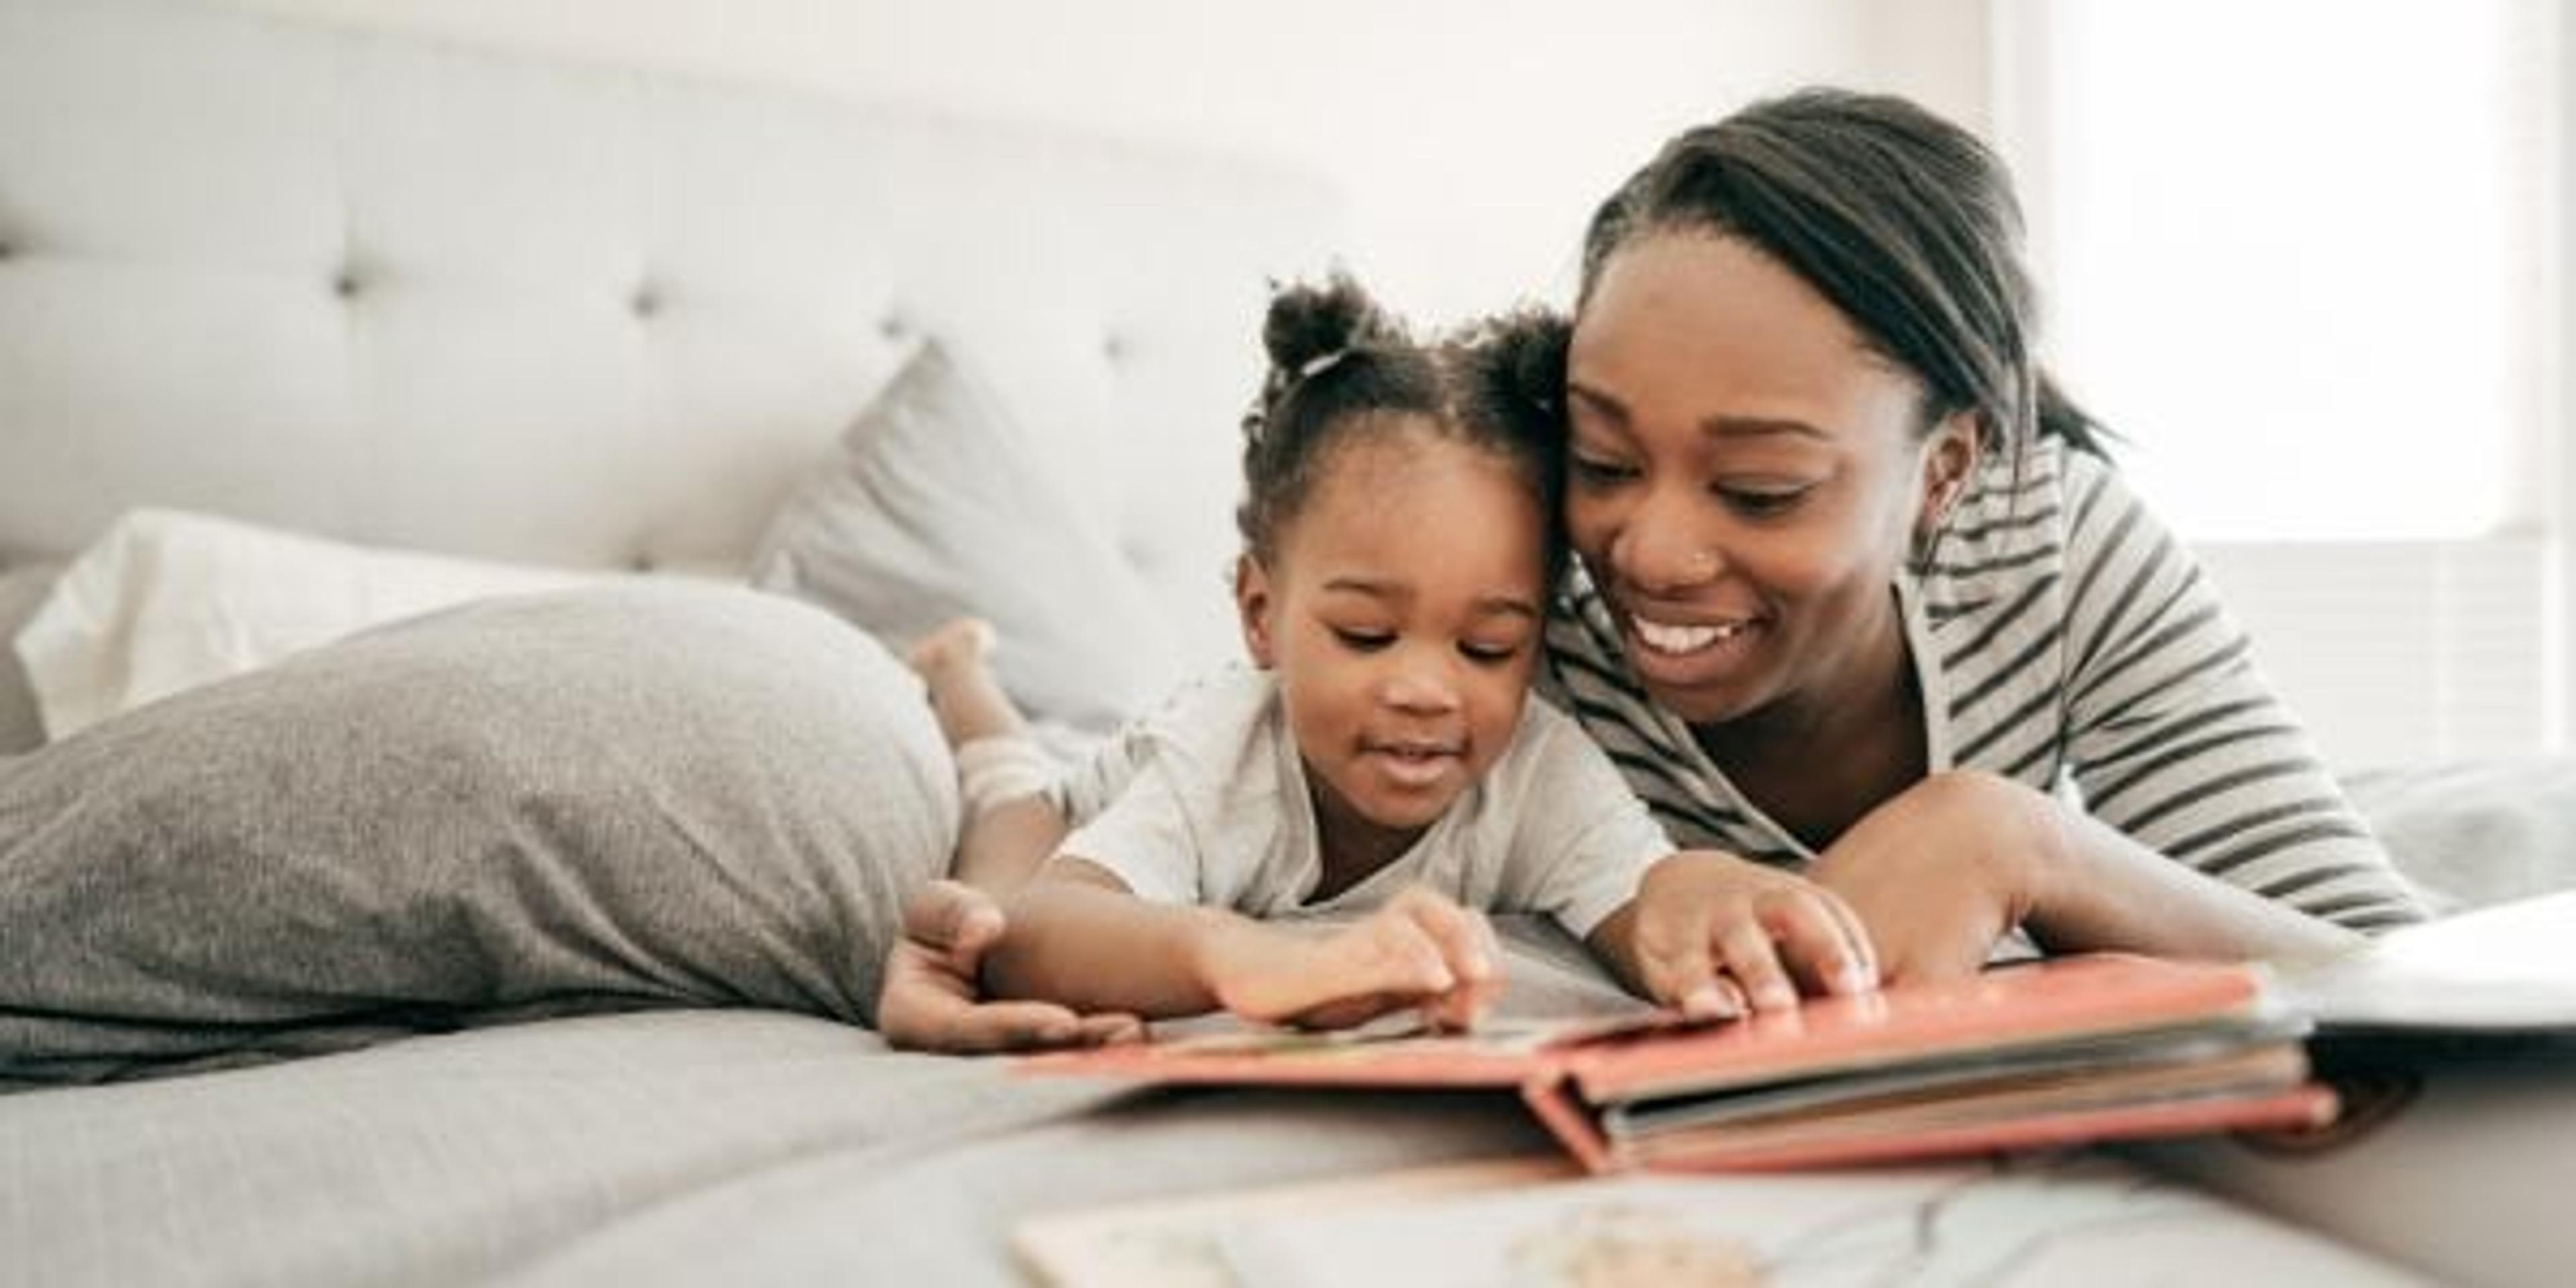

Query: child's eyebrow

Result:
[1471,596,1542,621]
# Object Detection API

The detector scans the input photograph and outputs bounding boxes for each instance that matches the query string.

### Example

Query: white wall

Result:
[176,0,1994,323]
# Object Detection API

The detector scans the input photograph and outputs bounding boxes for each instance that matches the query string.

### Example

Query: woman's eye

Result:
[1331,628,1395,652]
[1716,484,1813,518]
[1570,455,1639,487]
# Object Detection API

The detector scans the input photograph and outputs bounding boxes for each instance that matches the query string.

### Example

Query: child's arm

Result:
[1584,850,1880,1018]
[987,866,1502,1029]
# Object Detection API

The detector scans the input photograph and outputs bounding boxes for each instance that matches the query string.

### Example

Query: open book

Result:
[1021,953,2337,1173]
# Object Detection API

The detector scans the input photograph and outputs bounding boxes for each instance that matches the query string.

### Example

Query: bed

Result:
[3,3,2572,1284]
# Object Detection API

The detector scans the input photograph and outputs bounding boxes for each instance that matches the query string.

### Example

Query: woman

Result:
[878,88,2426,1053]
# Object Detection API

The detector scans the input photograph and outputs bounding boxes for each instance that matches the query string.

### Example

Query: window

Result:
[1994,0,2564,765]
[2000,0,2553,541]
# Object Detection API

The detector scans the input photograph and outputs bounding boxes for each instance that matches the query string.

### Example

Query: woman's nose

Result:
[1613,490,1725,594]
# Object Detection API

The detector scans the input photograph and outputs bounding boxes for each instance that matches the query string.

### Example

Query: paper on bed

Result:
[1017,1153,2428,1288]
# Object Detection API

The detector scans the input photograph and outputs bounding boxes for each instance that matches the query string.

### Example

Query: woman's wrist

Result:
[1913,769,2064,927]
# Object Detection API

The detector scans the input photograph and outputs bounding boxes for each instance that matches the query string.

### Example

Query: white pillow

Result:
[13,508,604,741]
[751,339,1179,733]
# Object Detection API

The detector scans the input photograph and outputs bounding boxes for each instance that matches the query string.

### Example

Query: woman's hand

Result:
[875,879,1144,1053]
[1199,886,1503,1031]
[1805,769,2060,984]
[1614,850,1880,1018]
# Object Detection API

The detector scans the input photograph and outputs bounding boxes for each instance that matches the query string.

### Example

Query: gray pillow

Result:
[0,582,957,1087]
[751,340,1179,733]
[0,559,64,757]
[2342,757,2576,914]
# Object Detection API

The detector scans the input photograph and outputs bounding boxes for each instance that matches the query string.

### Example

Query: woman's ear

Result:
[1914,411,1981,537]
[1234,553,1279,668]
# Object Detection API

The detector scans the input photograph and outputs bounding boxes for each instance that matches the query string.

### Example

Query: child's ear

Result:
[1234,554,1279,668]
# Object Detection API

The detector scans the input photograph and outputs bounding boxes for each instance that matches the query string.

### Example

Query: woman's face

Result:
[1564,229,1971,729]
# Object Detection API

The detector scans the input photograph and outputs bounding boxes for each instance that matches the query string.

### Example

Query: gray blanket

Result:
[0,583,957,1086]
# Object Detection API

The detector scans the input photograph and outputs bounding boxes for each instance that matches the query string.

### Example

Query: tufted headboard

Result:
[0,0,1342,665]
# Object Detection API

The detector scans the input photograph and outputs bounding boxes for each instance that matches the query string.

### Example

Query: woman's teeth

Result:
[1633,618,1746,655]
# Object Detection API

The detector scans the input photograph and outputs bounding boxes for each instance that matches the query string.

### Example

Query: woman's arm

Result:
[2050,453,2425,934]
[1808,770,2360,983]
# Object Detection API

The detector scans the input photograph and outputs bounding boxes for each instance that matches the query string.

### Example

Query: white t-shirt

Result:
[1048,667,1672,938]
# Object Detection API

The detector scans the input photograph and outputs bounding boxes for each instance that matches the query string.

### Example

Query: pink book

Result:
[1020,952,2339,1174]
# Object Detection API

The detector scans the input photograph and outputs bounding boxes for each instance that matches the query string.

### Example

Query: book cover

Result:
[1021,953,2339,1174]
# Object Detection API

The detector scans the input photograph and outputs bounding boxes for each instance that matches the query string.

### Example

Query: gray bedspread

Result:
[0,923,1635,1287]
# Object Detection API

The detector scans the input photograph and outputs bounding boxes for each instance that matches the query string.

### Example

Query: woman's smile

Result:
[1620,604,1766,688]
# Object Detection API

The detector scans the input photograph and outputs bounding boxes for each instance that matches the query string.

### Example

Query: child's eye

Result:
[1331,628,1395,653]
[1459,641,1523,666]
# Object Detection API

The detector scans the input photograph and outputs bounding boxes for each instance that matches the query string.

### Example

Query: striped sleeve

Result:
[2055,452,2428,932]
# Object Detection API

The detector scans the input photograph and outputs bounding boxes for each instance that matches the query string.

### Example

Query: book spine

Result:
[1519,1073,1615,1175]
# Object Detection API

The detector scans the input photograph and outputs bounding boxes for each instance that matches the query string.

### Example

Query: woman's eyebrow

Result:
[1570,382,1825,442]
[1704,415,1829,441]
[1566,382,1627,422]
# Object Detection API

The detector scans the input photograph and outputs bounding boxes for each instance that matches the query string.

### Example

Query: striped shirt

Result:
[1538,435,2428,934]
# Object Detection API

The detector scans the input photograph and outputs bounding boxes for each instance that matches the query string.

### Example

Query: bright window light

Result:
[2024,0,2550,541]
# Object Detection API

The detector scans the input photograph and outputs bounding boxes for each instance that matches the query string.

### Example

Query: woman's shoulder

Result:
[1913,435,2168,614]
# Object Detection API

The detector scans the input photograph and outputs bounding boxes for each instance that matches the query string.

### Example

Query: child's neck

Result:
[1305,781,1429,904]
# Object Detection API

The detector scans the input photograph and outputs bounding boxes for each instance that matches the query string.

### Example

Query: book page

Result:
[1203,1155,2425,1288]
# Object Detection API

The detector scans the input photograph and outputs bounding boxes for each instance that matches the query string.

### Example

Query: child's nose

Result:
[1380,651,1462,712]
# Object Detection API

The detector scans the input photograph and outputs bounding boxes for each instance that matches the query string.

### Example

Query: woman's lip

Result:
[1618,607,1762,685]
[1631,616,1750,655]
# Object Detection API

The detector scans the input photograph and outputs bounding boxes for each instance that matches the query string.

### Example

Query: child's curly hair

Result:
[1238,274,1573,587]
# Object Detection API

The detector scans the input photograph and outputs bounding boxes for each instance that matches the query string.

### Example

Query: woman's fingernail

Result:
[1756,981,1796,1010]
[1841,965,1878,994]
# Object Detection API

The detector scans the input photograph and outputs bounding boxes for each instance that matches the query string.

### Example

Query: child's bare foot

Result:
[907,619,1026,747]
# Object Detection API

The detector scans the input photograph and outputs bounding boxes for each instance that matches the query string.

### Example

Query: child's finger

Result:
[1421,968,1504,1032]
[1713,916,1799,1012]
[902,879,1006,972]
[1639,909,1731,1020]
[934,1000,1092,1053]
[1077,1012,1148,1046]
[1391,889,1495,985]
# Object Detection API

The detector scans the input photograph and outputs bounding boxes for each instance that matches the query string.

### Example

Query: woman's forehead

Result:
[1570,231,1922,437]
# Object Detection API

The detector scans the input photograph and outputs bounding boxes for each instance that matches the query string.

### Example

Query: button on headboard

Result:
[0,0,1342,667]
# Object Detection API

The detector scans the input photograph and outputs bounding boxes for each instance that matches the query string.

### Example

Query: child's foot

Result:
[906,619,1026,747]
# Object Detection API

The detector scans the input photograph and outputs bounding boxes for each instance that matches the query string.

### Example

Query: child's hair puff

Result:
[1236,274,1571,586]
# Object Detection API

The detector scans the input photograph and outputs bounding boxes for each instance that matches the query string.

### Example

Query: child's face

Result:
[1237,419,1550,845]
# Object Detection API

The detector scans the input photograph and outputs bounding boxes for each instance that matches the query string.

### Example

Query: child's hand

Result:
[878,879,1145,1052]
[1201,886,1503,1031]
[1627,851,1879,1018]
